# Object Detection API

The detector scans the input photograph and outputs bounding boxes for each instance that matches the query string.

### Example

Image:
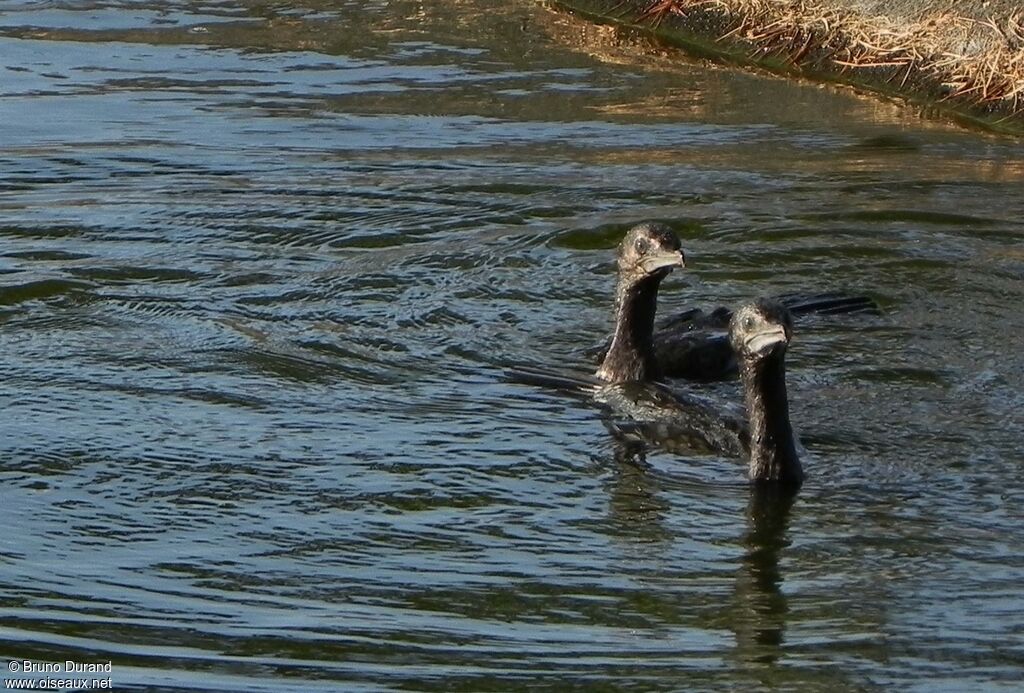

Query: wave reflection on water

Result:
[1,0,1023,690]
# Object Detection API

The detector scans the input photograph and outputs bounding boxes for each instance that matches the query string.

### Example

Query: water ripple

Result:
[1,0,1023,690]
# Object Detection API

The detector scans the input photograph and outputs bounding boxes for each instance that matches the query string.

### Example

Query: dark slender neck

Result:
[597,274,661,382]
[740,351,803,486]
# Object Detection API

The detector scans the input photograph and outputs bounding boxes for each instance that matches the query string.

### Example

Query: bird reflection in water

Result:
[732,484,797,663]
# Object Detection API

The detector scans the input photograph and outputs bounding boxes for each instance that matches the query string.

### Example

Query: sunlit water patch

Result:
[1,0,1023,690]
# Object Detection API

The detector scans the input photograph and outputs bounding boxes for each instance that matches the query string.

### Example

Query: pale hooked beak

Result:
[640,249,686,274]
[744,324,790,355]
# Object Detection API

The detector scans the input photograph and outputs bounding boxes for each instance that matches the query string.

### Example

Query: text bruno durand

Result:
[5,660,113,690]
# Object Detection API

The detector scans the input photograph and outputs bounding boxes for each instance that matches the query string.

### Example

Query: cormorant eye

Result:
[743,316,755,331]
[633,238,649,254]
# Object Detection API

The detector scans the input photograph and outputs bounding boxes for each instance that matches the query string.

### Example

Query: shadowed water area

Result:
[1,0,1023,690]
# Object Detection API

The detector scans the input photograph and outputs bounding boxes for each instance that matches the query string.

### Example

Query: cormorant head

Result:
[616,222,685,284]
[729,299,794,363]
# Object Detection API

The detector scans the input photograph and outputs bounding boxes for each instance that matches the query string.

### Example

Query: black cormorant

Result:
[729,299,803,486]
[594,223,876,383]
[595,222,686,383]
[600,298,803,486]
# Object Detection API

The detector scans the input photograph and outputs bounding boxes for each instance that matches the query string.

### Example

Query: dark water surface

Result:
[1,1,1023,690]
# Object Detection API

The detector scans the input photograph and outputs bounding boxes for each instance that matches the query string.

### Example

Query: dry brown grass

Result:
[634,0,1024,119]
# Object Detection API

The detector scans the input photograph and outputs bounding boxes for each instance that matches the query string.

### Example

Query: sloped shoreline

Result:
[552,0,1024,135]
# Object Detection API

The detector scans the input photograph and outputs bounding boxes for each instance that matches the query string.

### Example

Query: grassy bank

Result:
[552,0,1024,135]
